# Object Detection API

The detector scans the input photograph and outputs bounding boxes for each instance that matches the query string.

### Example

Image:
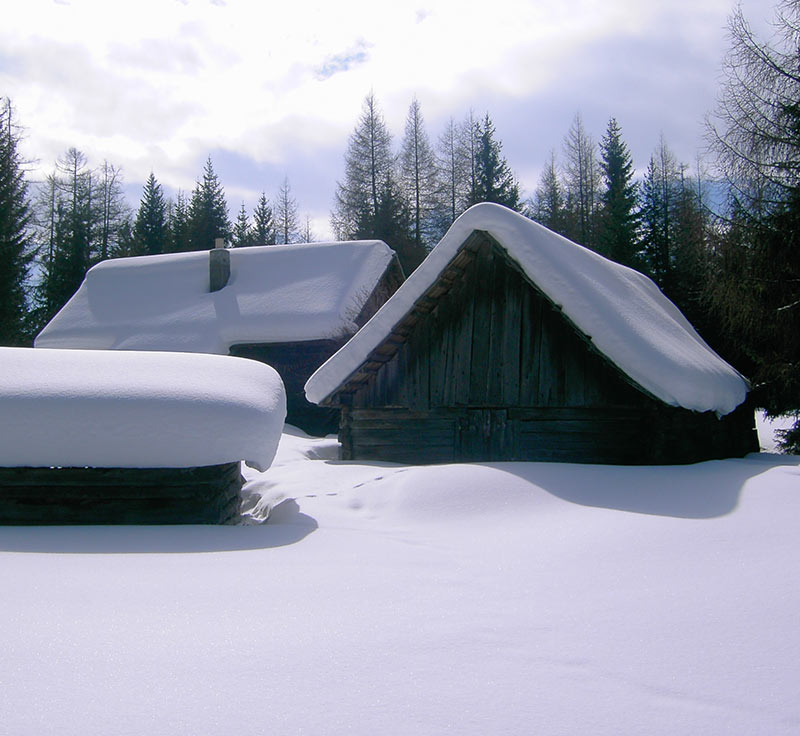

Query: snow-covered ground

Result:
[0,418,798,735]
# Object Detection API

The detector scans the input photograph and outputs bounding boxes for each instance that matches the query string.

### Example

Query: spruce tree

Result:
[232,202,252,247]
[115,219,136,258]
[670,164,711,330]
[168,190,190,252]
[133,172,168,255]
[596,118,639,267]
[365,174,422,274]
[640,138,677,291]
[528,152,567,235]
[186,157,230,250]
[470,113,520,209]
[252,192,276,245]
[638,139,711,334]
[0,98,34,345]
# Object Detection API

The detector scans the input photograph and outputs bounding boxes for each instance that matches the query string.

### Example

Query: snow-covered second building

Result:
[36,240,404,435]
[0,347,286,524]
[305,204,758,465]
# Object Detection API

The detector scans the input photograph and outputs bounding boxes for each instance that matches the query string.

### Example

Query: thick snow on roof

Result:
[35,240,395,354]
[306,203,748,415]
[0,347,285,470]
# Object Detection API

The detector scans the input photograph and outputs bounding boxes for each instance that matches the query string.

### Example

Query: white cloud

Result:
[1,0,781,238]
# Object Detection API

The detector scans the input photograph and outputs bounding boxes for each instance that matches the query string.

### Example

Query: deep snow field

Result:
[0,416,798,735]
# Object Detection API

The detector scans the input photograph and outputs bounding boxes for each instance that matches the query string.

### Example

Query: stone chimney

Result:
[209,239,230,292]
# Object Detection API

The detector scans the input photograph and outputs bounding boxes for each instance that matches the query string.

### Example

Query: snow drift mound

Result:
[343,463,562,524]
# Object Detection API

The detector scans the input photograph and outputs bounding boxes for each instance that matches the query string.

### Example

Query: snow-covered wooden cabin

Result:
[36,241,404,435]
[0,347,285,524]
[305,204,758,464]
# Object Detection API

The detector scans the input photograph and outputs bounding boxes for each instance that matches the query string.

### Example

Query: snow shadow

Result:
[493,453,798,519]
[0,499,317,554]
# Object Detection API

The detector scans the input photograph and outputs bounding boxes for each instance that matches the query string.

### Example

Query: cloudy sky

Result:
[1,0,778,239]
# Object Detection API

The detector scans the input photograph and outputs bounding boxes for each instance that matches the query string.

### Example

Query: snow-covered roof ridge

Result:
[35,240,395,354]
[0,347,285,470]
[305,203,748,415]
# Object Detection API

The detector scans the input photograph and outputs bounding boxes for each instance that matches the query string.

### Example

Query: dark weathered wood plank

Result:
[452,274,475,407]
[562,326,586,407]
[351,427,456,446]
[536,301,558,405]
[500,263,522,406]
[519,284,542,405]
[486,250,507,406]
[430,297,456,409]
[416,309,431,410]
[339,406,354,460]
[468,242,493,404]
[0,462,242,525]
[488,409,510,460]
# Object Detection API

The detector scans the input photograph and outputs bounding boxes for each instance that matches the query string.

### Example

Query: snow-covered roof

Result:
[35,241,395,354]
[0,347,285,470]
[306,203,749,416]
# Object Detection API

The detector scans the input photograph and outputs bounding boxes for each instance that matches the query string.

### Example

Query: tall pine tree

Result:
[37,148,96,323]
[562,113,601,247]
[0,98,34,345]
[276,177,299,245]
[528,151,567,235]
[133,172,168,255]
[596,118,639,267]
[186,157,230,250]
[168,190,190,252]
[640,137,678,291]
[252,192,276,245]
[460,111,480,208]
[470,113,520,209]
[95,160,129,261]
[364,173,421,273]
[232,202,252,247]
[398,97,440,251]
[332,92,395,240]
[436,117,470,230]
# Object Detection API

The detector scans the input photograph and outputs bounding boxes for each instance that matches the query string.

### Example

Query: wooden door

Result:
[457,409,517,461]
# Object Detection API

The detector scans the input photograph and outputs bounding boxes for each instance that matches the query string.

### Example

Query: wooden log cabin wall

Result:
[0,462,243,524]
[321,232,757,464]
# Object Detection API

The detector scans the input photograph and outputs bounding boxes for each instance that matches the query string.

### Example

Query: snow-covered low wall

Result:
[0,348,286,471]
